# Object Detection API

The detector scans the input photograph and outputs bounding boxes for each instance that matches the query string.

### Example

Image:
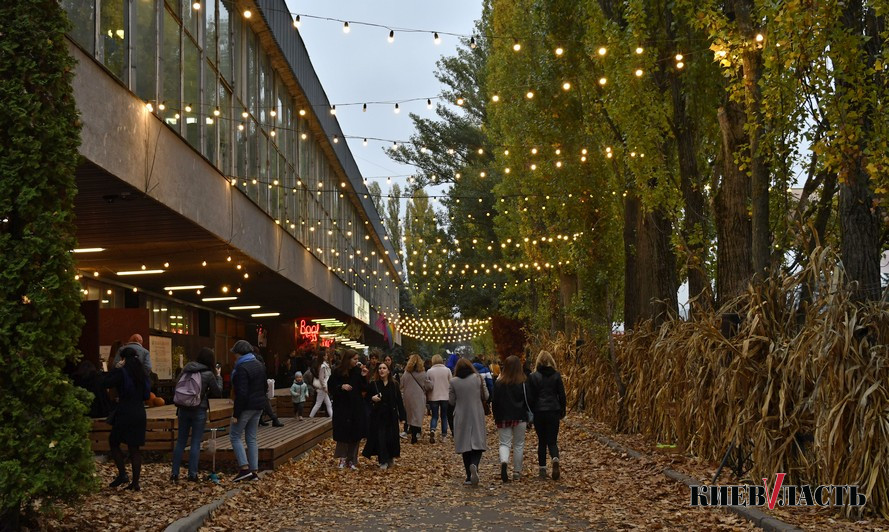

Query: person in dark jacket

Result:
[362,362,405,469]
[492,355,534,482]
[528,350,567,480]
[71,360,112,418]
[103,347,151,491]
[228,340,268,482]
[255,351,284,427]
[328,350,369,469]
[170,347,223,481]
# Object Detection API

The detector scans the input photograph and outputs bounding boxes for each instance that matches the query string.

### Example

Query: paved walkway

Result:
[206,413,752,530]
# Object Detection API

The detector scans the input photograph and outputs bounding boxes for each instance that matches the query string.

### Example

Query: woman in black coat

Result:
[328,350,369,469]
[102,347,151,491]
[362,362,405,469]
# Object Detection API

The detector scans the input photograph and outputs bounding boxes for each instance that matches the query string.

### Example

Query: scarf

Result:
[231,353,256,382]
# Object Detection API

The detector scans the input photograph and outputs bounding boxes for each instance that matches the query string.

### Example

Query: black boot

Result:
[109,474,129,488]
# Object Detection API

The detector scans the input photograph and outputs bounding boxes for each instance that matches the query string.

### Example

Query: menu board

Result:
[149,335,173,380]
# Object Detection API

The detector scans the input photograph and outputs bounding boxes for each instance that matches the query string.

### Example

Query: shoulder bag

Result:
[478,374,491,415]
[522,382,534,424]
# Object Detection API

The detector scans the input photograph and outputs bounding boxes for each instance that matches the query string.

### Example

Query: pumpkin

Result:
[152,397,165,407]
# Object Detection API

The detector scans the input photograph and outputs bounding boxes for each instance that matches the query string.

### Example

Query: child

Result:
[290,372,309,420]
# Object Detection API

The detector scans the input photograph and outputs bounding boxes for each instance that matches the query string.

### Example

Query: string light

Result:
[243,9,251,18]
[555,47,564,56]
[598,46,607,56]
[635,46,644,54]
[427,99,433,109]
[526,91,534,99]
[192,1,200,10]
[388,30,395,43]
[293,14,301,28]
[512,39,521,52]
[599,77,607,85]
[562,81,571,91]
[394,103,400,114]
[470,35,477,49]
[433,32,441,45]
[343,21,350,33]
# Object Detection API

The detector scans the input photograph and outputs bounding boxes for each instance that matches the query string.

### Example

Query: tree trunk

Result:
[837,0,883,302]
[732,0,771,274]
[636,205,679,325]
[670,69,713,315]
[623,191,641,329]
[716,102,754,306]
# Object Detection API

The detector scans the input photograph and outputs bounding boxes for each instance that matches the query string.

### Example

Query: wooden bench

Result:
[88,399,273,453]
[274,387,328,417]
[185,417,332,470]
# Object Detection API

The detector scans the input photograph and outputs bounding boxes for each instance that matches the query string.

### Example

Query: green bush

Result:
[0,0,97,526]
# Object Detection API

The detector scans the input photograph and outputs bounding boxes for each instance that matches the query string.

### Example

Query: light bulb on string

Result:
[598,46,607,56]
[363,138,368,146]
[512,39,521,51]
[158,101,166,110]
[491,94,500,102]
[330,105,336,115]
[394,103,400,114]
[185,103,192,112]
[343,21,350,33]
[293,14,301,28]
[555,47,564,56]
[243,9,251,18]
[635,68,643,77]
[562,81,571,91]
[470,35,477,49]
[362,103,367,112]
[192,1,200,9]
[388,30,395,43]
[213,107,220,116]
[426,99,433,109]
[433,32,441,45]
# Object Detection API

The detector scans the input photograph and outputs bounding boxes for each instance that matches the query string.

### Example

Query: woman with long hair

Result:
[102,347,151,490]
[528,350,567,480]
[491,355,533,482]
[362,362,405,469]
[328,350,369,469]
[170,347,223,481]
[449,358,488,485]
[400,353,429,444]
[309,350,332,417]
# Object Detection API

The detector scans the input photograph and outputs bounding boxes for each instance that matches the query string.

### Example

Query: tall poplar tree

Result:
[0,1,97,526]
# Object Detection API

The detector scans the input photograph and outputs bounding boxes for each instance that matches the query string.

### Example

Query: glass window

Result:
[219,84,232,176]
[204,61,218,163]
[162,8,181,132]
[258,132,268,209]
[181,0,199,40]
[100,0,128,80]
[246,120,258,201]
[133,0,157,101]
[204,0,216,64]
[218,0,233,83]
[62,0,95,54]
[165,0,180,17]
[183,35,200,149]
[247,31,256,115]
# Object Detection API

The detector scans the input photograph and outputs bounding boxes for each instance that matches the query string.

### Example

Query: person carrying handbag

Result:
[491,356,534,482]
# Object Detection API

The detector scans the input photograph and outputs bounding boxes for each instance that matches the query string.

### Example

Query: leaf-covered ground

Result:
[41,412,888,531]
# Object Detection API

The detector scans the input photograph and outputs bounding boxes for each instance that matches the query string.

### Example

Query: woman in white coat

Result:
[309,350,332,417]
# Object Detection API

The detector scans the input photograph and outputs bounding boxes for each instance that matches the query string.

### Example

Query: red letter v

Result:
[763,473,786,510]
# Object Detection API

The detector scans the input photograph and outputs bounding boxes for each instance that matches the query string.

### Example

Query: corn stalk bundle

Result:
[527,248,889,517]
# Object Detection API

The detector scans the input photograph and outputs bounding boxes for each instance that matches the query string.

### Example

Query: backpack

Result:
[173,370,203,408]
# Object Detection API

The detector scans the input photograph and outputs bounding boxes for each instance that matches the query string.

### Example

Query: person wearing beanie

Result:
[228,340,266,482]
[290,371,309,421]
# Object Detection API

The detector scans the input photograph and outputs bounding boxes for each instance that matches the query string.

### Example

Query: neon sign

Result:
[298,320,319,342]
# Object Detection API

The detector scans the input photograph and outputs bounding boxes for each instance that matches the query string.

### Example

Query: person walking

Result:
[103,347,151,491]
[425,354,451,443]
[362,362,405,469]
[329,350,369,469]
[309,351,332,418]
[528,350,567,480]
[400,354,429,444]
[491,355,533,482]
[228,340,267,482]
[170,347,223,482]
[449,358,488,486]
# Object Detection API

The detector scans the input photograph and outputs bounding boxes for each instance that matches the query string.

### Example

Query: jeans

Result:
[533,411,561,466]
[498,422,526,472]
[171,408,207,478]
[310,389,332,417]
[429,400,449,435]
[230,409,261,470]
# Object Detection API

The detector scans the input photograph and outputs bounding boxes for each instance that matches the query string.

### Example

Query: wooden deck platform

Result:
[89,399,269,452]
[274,387,329,418]
[184,417,332,470]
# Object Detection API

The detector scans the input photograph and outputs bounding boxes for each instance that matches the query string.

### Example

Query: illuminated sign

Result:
[353,291,370,324]
[298,320,320,342]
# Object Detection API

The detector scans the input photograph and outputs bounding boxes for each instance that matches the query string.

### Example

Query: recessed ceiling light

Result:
[202,296,237,302]
[230,305,261,310]
[251,312,280,317]
[163,285,205,290]
[118,269,165,275]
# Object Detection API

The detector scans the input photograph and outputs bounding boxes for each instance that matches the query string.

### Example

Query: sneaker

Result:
[430,433,435,444]
[387,459,395,468]
[379,462,389,470]
[399,431,408,440]
[249,472,260,481]
[338,459,347,469]
[109,474,129,488]
[469,464,479,485]
[500,463,509,483]
[539,466,547,479]
[233,469,253,482]
[348,462,359,471]
[552,458,560,481]
[513,472,521,481]
[463,479,472,486]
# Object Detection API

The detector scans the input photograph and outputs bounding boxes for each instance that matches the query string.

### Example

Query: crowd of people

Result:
[75,338,566,489]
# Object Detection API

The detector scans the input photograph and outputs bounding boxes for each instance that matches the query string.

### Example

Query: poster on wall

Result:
[149,335,173,380]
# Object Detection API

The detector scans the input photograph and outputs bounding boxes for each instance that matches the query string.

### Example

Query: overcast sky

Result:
[283,0,482,198]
